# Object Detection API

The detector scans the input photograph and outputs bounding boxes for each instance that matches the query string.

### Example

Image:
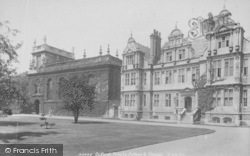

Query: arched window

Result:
[47,79,53,100]
[34,83,38,94]
[34,80,41,94]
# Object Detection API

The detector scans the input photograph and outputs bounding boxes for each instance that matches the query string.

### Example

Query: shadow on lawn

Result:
[0,131,59,143]
[74,121,110,124]
[0,121,38,127]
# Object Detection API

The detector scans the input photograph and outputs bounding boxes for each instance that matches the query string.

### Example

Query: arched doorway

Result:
[34,99,40,114]
[185,97,192,112]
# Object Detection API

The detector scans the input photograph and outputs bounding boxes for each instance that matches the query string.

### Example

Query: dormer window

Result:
[177,39,181,44]
[170,40,173,46]
[218,36,229,48]
[126,55,134,65]
[178,49,185,60]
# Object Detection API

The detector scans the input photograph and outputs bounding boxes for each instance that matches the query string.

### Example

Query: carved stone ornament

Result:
[234,77,240,82]
[234,86,240,92]
[235,54,240,60]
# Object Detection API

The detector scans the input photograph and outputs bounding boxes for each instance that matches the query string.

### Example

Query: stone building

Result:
[120,8,250,126]
[28,40,122,117]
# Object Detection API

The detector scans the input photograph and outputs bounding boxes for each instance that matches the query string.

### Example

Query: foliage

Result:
[0,107,13,118]
[12,72,32,113]
[59,76,95,123]
[0,21,22,114]
[192,60,225,117]
[39,113,55,129]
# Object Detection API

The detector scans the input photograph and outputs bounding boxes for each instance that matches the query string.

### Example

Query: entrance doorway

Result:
[113,106,118,118]
[185,97,192,112]
[34,99,40,114]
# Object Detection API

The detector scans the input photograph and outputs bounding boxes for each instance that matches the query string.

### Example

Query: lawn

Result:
[0,116,215,156]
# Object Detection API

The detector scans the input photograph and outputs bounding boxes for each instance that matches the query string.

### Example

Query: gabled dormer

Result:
[123,33,150,70]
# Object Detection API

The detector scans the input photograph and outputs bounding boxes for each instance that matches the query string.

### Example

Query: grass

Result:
[0,116,215,156]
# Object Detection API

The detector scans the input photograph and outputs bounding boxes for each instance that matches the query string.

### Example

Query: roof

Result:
[124,37,150,59]
[29,54,122,75]
[169,28,183,37]
[32,44,74,59]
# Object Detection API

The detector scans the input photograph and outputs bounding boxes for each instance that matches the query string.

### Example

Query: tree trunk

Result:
[74,110,79,123]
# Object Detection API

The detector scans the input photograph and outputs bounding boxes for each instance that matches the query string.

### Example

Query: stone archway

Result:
[34,99,40,114]
[185,96,192,112]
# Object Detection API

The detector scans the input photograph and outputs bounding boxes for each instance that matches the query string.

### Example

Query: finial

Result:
[83,49,86,58]
[131,30,133,38]
[43,35,47,44]
[99,46,102,56]
[223,0,226,9]
[116,49,119,58]
[34,39,36,47]
[175,22,178,29]
[107,44,110,55]
[72,46,75,53]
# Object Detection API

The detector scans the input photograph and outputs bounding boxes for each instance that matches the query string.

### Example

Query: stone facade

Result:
[120,8,250,126]
[28,43,122,117]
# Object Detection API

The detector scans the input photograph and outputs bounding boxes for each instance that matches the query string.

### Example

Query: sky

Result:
[1,0,250,73]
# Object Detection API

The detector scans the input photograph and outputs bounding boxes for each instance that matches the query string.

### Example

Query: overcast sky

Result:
[1,0,250,73]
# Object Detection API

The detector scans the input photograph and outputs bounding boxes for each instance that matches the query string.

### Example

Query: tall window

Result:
[131,73,136,85]
[154,72,160,85]
[143,94,146,106]
[165,70,172,84]
[130,94,135,106]
[213,90,221,106]
[243,59,248,76]
[178,69,185,83]
[154,94,159,107]
[125,73,130,86]
[37,55,41,67]
[34,83,41,94]
[165,94,171,107]
[192,67,199,83]
[178,49,185,60]
[166,52,172,62]
[243,90,248,107]
[218,36,229,48]
[58,77,64,99]
[213,60,221,78]
[175,93,179,107]
[143,73,147,85]
[126,55,134,65]
[224,89,233,106]
[224,58,234,77]
[47,79,53,100]
[125,95,129,106]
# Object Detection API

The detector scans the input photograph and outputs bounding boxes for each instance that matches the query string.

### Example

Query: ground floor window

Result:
[165,94,171,107]
[154,94,159,107]
[224,89,233,106]
[125,95,129,106]
[130,94,135,106]
[243,90,248,107]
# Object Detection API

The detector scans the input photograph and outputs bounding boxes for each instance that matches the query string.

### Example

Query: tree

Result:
[59,76,95,123]
[12,72,33,113]
[0,21,22,117]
